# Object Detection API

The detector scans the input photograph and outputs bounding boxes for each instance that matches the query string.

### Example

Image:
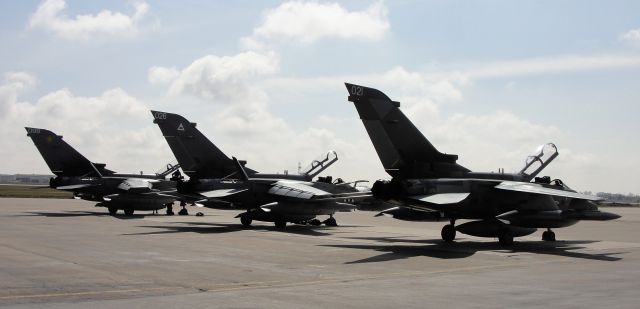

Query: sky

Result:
[0,0,639,194]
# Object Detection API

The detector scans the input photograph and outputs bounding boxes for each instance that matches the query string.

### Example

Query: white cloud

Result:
[620,28,640,47]
[430,111,562,172]
[0,72,37,117]
[0,73,174,176]
[156,51,279,102]
[241,1,389,48]
[148,66,179,85]
[449,54,640,81]
[28,0,149,40]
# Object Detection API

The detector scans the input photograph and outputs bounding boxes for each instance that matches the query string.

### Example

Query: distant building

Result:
[0,174,53,185]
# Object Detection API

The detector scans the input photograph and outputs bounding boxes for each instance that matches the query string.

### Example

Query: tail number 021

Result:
[350,85,363,96]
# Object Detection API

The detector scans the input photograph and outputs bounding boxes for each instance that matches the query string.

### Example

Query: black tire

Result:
[108,207,118,215]
[178,208,189,216]
[498,230,514,246]
[166,205,174,216]
[275,220,287,229]
[309,219,322,226]
[542,230,556,242]
[240,216,252,227]
[441,224,456,242]
[324,217,338,227]
[124,209,134,216]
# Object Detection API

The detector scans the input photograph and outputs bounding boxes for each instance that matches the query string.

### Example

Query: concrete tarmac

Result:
[0,198,638,308]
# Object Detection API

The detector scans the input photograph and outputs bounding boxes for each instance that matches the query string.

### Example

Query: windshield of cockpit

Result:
[299,150,338,177]
[518,143,558,180]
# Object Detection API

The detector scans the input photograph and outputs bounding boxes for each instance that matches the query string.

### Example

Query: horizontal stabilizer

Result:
[199,188,248,198]
[410,193,470,205]
[495,181,602,201]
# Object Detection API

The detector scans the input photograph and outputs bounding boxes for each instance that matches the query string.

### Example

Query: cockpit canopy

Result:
[518,143,558,181]
[299,150,338,178]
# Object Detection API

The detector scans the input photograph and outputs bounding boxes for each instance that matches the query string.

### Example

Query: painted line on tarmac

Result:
[0,286,177,300]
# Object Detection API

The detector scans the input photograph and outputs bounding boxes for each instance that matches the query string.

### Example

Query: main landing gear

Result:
[542,228,556,242]
[123,209,134,216]
[178,201,189,216]
[498,229,514,246]
[166,204,174,216]
[240,216,252,227]
[323,215,338,227]
[441,219,456,242]
[108,207,118,216]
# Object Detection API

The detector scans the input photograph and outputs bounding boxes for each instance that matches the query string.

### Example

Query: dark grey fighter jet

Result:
[345,83,620,246]
[151,111,368,228]
[25,127,180,216]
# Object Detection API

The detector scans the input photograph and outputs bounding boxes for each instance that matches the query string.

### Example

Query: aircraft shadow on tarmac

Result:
[320,236,625,263]
[15,211,218,220]
[123,222,344,237]
[15,211,111,218]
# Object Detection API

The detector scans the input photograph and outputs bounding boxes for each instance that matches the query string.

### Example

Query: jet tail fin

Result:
[345,83,469,178]
[151,110,257,179]
[25,127,112,177]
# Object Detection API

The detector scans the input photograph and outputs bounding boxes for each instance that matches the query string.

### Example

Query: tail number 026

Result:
[350,85,363,96]
[154,112,167,120]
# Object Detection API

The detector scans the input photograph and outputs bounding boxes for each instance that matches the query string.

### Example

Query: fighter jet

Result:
[151,110,368,228]
[345,83,620,246]
[25,127,180,216]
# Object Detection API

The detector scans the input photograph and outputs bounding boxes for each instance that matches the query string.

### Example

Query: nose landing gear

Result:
[441,219,456,242]
[542,229,556,242]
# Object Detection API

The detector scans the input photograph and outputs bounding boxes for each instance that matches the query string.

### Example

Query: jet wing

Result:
[199,188,248,198]
[495,181,602,201]
[267,181,332,199]
[410,193,470,204]
[117,178,156,191]
[55,184,100,190]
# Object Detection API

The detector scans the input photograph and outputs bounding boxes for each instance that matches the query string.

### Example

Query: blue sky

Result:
[1,0,639,194]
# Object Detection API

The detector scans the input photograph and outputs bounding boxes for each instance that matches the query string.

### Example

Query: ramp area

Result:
[0,198,638,308]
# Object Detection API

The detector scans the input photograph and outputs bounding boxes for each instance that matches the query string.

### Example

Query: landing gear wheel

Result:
[240,216,252,227]
[498,229,514,246]
[309,219,322,226]
[324,216,338,227]
[124,209,134,216]
[542,229,556,242]
[178,208,189,216]
[108,207,117,215]
[275,220,287,229]
[166,204,174,216]
[441,224,456,242]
